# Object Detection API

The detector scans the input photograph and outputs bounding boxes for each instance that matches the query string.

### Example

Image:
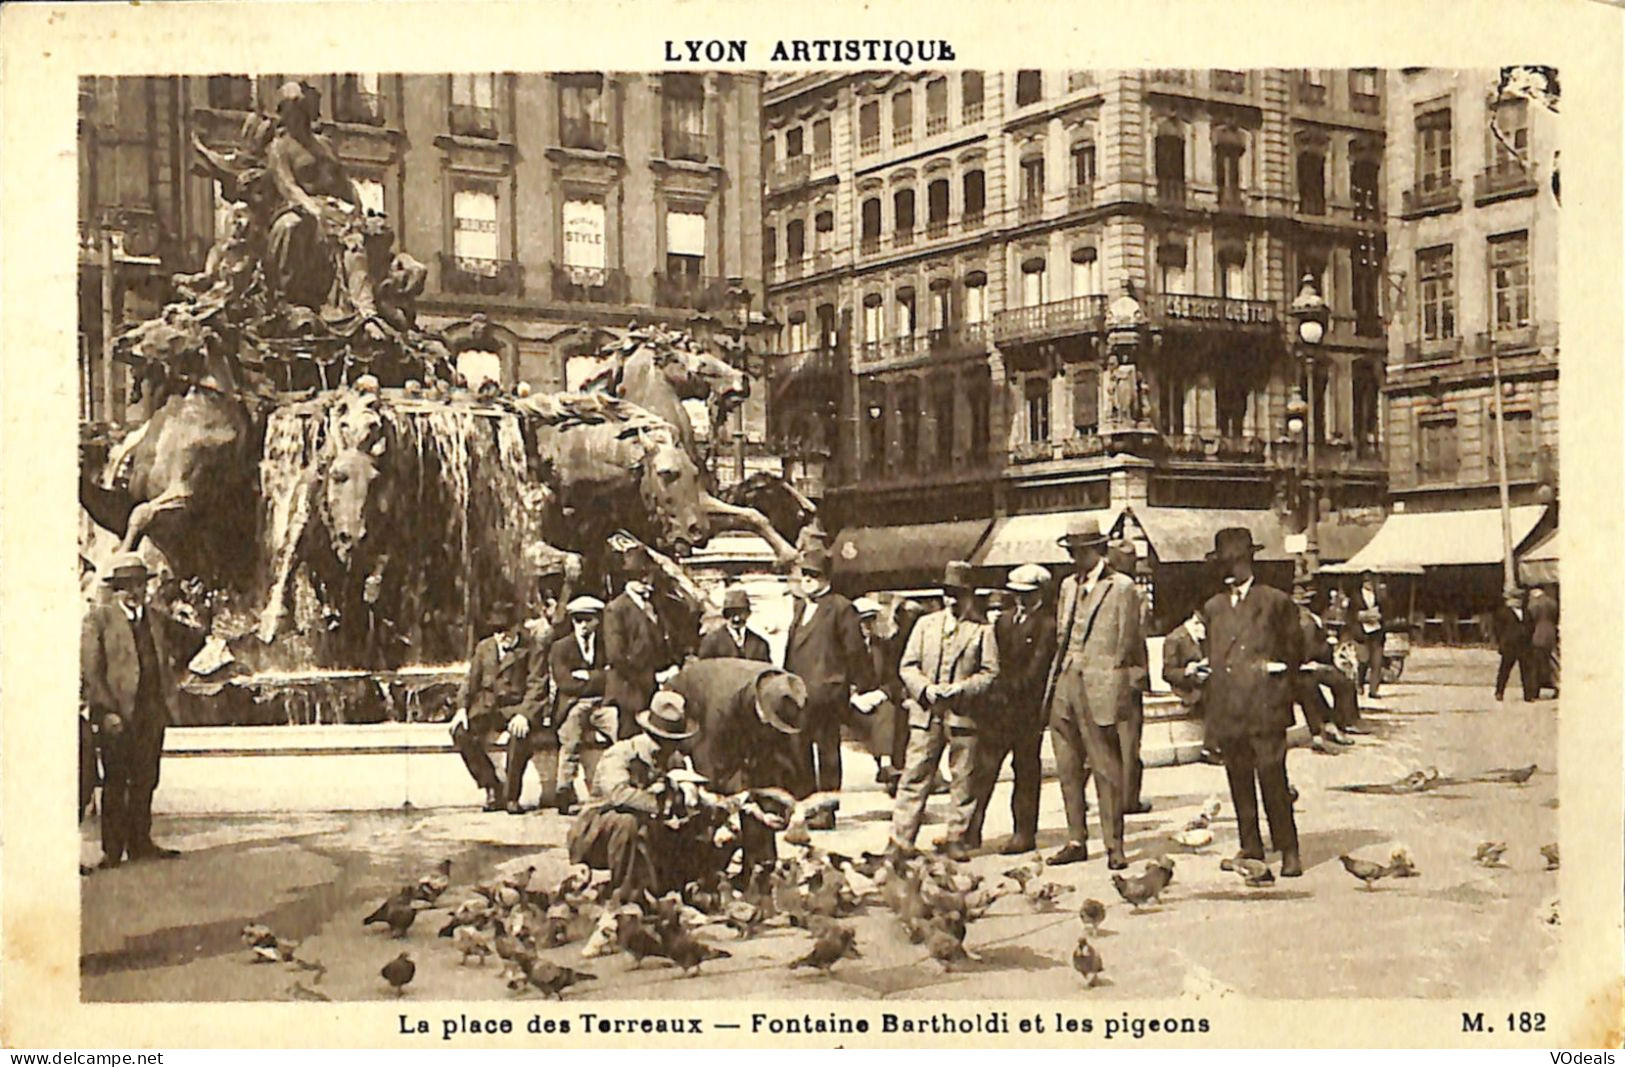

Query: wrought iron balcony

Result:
[961,101,984,123]
[439,253,522,295]
[991,294,1107,343]
[1351,91,1380,115]
[1474,163,1538,203]
[1157,178,1187,203]
[1297,81,1327,106]
[559,117,608,152]
[1212,70,1248,93]
[1068,186,1094,212]
[450,105,499,138]
[1401,178,1462,217]
[653,270,726,310]
[926,114,948,136]
[662,128,709,163]
[1149,294,1277,330]
[859,133,881,155]
[768,153,811,191]
[892,124,913,146]
[549,263,629,304]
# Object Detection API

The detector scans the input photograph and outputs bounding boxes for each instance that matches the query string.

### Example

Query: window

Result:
[961,72,984,122]
[1352,361,1380,456]
[1416,108,1453,191]
[891,89,913,145]
[336,73,383,125]
[1072,366,1100,434]
[926,77,948,134]
[816,304,837,349]
[862,297,885,345]
[1025,376,1051,442]
[1417,246,1456,342]
[864,382,889,464]
[859,101,880,154]
[860,197,882,252]
[1218,248,1248,299]
[1021,258,1047,307]
[207,75,254,111]
[665,209,706,277]
[353,176,386,216]
[1488,409,1536,477]
[1158,241,1188,294]
[964,274,987,324]
[1489,231,1531,333]
[1158,372,1187,434]
[452,187,499,269]
[896,379,920,469]
[895,288,917,338]
[451,74,498,137]
[1351,68,1379,96]
[1300,68,1327,104]
[929,283,950,332]
[1217,379,1248,438]
[934,376,956,466]
[962,169,986,224]
[1418,416,1459,480]
[1490,98,1529,174]
[1069,70,1097,92]
[1071,141,1096,191]
[562,198,607,284]
[893,187,916,242]
[967,370,991,462]
[785,126,804,158]
[785,217,805,263]
[1016,70,1042,107]
[1215,141,1244,208]
[662,74,707,162]
[1155,131,1186,200]
[558,74,606,150]
[1297,150,1326,215]
[1350,158,1380,220]
[1020,154,1045,214]
[814,211,834,253]
[812,118,831,164]
[1353,257,1381,336]
[926,178,950,235]
[786,313,808,354]
[1071,246,1101,297]
[763,225,777,267]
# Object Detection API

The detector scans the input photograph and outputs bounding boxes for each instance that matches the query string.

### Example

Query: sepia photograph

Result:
[1,0,1620,1051]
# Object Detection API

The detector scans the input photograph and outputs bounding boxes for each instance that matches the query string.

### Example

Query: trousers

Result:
[966,714,1044,845]
[802,690,848,795]
[452,708,530,805]
[556,699,618,796]
[1495,647,1538,700]
[1049,672,1125,857]
[890,705,980,848]
[1217,730,1298,859]
[96,709,166,862]
[1357,631,1385,697]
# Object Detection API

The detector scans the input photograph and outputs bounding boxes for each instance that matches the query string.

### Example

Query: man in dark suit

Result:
[698,587,772,662]
[80,553,207,868]
[669,657,809,872]
[1043,517,1148,869]
[1162,612,1208,709]
[1201,528,1304,878]
[1292,581,1361,752]
[1527,586,1558,697]
[1493,588,1538,701]
[450,599,549,813]
[548,595,612,814]
[1353,571,1387,699]
[783,547,868,823]
[968,563,1056,855]
[853,597,907,792]
[603,547,679,740]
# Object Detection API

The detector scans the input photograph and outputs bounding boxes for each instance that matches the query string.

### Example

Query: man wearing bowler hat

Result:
[1202,527,1304,878]
[603,546,680,740]
[81,553,208,868]
[450,598,549,813]
[968,562,1056,855]
[783,546,869,822]
[1042,516,1148,869]
[891,561,1000,860]
[698,587,772,662]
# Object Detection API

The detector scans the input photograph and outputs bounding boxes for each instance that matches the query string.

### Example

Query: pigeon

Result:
[1474,841,1508,868]
[438,898,493,938]
[1112,863,1173,910]
[1001,864,1038,892]
[1072,936,1103,987]
[1387,847,1420,878]
[614,909,667,968]
[926,928,972,970]
[364,890,421,938]
[251,938,301,964]
[513,959,597,1000]
[1172,825,1214,850]
[789,923,861,975]
[580,910,621,959]
[1540,843,1559,871]
[1025,880,1073,910]
[1338,853,1389,890]
[1501,764,1537,785]
[241,924,277,950]
[1234,858,1275,887]
[380,952,415,997]
[720,897,768,940]
[415,858,452,904]
[453,925,494,966]
[663,931,732,977]
[1078,898,1107,935]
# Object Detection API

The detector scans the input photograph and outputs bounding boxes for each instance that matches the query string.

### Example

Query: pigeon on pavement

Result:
[1072,936,1103,987]
[789,923,861,975]
[1540,843,1559,871]
[1338,854,1390,890]
[381,952,415,997]
[1474,841,1509,868]
[1078,898,1107,935]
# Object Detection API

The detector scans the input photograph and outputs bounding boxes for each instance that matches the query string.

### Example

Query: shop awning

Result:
[1120,507,1291,563]
[831,519,992,583]
[1326,506,1549,572]
[1314,520,1383,564]
[972,509,1121,568]
[1518,526,1560,586]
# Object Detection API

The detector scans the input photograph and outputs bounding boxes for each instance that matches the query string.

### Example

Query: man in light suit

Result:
[697,587,772,662]
[80,553,207,868]
[1042,517,1147,869]
[1202,528,1304,878]
[890,561,1000,861]
[783,547,869,821]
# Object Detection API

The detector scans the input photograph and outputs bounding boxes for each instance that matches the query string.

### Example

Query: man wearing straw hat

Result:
[80,553,207,868]
[1041,517,1148,869]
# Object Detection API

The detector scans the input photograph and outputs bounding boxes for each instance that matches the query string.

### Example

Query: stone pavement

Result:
[81,648,1559,1002]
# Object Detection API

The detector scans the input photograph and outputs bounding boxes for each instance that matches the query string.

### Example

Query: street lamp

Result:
[1288,273,1330,573]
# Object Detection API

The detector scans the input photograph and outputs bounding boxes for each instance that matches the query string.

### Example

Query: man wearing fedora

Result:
[1202,527,1305,878]
[547,595,613,814]
[566,691,705,902]
[968,562,1056,855]
[1042,517,1148,869]
[698,587,772,662]
[891,561,1000,861]
[603,546,680,741]
[80,553,208,868]
[783,547,869,820]
[450,598,550,813]
[670,658,810,872]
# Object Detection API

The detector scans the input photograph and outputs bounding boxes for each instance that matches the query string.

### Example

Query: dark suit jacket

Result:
[81,602,206,727]
[1527,595,1558,650]
[1201,581,1303,744]
[859,631,903,704]
[461,631,547,724]
[548,631,607,723]
[1494,605,1532,654]
[669,657,810,797]
[993,605,1057,729]
[602,590,674,718]
[697,624,771,663]
[1160,623,1207,709]
[783,590,867,706]
[1297,609,1335,666]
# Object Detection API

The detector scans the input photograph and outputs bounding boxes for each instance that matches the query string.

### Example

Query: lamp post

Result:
[1288,274,1330,574]
[1488,337,1517,590]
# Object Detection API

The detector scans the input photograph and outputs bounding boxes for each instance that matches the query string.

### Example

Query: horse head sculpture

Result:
[320,390,391,568]
[625,423,711,557]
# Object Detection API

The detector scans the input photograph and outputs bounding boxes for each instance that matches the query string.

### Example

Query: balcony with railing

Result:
[991,294,1107,343]
[1212,70,1248,94]
[1148,69,1190,86]
[1157,178,1187,204]
[1474,162,1538,204]
[962,101,984,123]
[1060,433,1106,459]
[1068,185,1094,212]
[1167,434,1268,462]
[926,114,949,136]
[662,128,709,163]
[559,117,608,152]
[1476,325,1541,353]
[768,153,811,191]
[1351,91,1380,115]
[1017,197,1043,222]
[929,320,989,359]
[925,219,950,241]
[812,148,832,169]
[439,253,522,295]
[1297,81,1327,106]
[1400,335,1464,365]
[1401,177,1462,217]
[1012,439,1056,464]
[549,263,629,304]
[653,271,727,310]
[859,234,881,255]
[450,105,499,138]
[1148,293,1277,330]
[336,92,385,126]
[859,133,881,155]
[892,124,914,147]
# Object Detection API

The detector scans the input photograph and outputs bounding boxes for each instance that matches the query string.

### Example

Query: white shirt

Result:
[1230,575,1255,607]
[1080,559,1106,597]
[799,586,829,627]
[1360,587,1381,632]
[576,633,596,664]
[624,584,657,623]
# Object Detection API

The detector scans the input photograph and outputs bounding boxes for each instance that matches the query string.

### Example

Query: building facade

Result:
[763,69,1388,628]
[78,72,769,476]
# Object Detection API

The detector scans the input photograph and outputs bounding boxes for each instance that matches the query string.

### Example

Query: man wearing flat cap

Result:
[891,561,1000,861]
[1042,516,1148,869]
[81,553,208,868]
[1201,527,1304,878]
[783,547,869,819]
[698,587,772,662]
[450,598,549,813]
[548,595,613,814]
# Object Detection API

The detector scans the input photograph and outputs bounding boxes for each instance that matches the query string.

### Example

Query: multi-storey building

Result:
[1335,67,1560,632]
[763,69,1388,628]
[78,72,769,481]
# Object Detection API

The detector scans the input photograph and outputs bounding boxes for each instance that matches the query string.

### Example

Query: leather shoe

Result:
[1107,852,1129,870]
[130,844,180,860]
[1220,850,1265,872]
[1126,801,1153,815]
[1279,852,1304,878]
[1046,842,1089,866]
[505,801,525,815]
[1342,723,1373,735]
[98,855,123,870]
[942,842,974,863]
[481,789,503,812]
[1000,836,1036,855]
[806,809,836,831]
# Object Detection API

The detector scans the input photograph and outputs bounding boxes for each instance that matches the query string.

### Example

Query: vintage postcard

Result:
[1,0,1621,1051]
